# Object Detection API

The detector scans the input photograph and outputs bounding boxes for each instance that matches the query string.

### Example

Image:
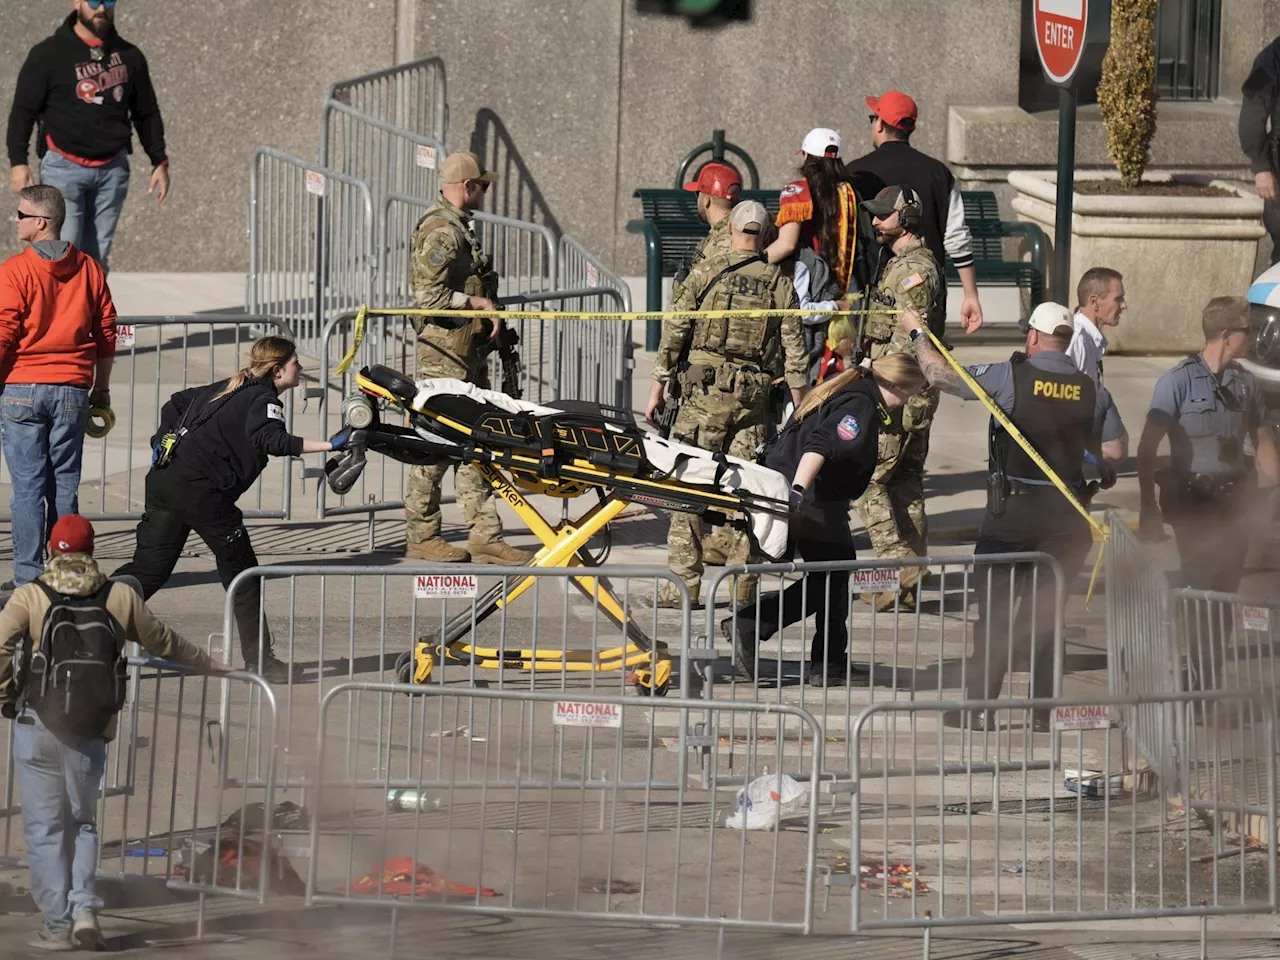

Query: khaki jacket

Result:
[0,554,216,737]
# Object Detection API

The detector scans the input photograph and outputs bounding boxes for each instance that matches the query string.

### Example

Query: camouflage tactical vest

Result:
[689,257,781,363]
[411,202,498,359]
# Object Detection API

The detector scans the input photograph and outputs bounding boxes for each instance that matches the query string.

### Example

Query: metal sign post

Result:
[1032,0,1111,303]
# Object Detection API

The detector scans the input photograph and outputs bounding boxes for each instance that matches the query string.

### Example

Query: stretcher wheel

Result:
[631,657,672,697]
[395,644,435,685]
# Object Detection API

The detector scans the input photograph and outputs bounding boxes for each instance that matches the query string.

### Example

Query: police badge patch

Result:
[836,414,860,441]
[427,248,446,268]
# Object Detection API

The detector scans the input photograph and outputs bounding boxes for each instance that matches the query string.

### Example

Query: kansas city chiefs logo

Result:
[76,78,103,105]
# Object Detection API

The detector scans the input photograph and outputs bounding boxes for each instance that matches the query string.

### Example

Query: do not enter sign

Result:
[1035,0,1089,84]
[1034,0,1105,86]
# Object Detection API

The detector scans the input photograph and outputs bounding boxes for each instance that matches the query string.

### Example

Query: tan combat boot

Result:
[701,542,729,566]
[406,538,470,563]
[468,540,533,565]
[864,565,920,612]
[643,582,699,609]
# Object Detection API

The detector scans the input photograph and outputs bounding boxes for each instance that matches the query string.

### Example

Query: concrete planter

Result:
[1009,170,1265,353]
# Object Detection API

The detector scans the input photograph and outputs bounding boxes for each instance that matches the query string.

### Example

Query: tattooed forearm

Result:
[913,338,964,394]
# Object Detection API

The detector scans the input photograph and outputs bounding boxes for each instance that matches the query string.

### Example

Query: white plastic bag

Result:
[725,771,806,831]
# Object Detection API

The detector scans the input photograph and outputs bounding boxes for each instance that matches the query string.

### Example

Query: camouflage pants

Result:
[664,383,764,601]
[404,343,503,546]
[854,424,929,564]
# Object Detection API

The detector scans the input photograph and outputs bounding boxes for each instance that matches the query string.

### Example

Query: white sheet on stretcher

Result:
[412,379,791,560]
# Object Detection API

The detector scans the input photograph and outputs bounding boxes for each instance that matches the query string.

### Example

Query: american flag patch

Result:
[901,273,925,291]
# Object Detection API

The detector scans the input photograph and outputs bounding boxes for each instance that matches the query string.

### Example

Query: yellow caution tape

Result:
[366,305,896,322]
[332,302,896,385]
[919,326,1109,606]
[85,406,115,440]
[333,303,370,377]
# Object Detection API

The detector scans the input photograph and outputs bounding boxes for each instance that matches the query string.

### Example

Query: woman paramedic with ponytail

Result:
[115,336,345,683]
[722,353,928,686]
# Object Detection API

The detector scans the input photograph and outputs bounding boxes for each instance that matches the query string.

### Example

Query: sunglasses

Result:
[868,114,879,124]
[468,179,491,193]
[14,210,47,221]
[84,0,117,9]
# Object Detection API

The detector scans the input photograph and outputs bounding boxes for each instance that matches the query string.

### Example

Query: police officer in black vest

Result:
[901,303,1128,729]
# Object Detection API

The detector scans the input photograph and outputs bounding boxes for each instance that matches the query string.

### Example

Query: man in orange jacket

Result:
[0,184,116,588]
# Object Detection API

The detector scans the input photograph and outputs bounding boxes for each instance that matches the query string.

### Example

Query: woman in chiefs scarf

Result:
[766,128,882,384]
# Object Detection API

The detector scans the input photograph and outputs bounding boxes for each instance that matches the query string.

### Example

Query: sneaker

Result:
[29,926,73,951]
[0,581,15,593]
[72,910,104,952]
[468,540,532,565]
[806,661,850,686]
[247,653,305,684]
[405,538,470,563]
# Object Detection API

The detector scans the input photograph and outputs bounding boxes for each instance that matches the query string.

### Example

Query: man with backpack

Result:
[0,514,228,952]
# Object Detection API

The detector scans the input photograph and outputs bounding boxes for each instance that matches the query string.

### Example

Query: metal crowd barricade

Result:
[1104,515,1184,785]
[378,193,557,310]
[845,692,1276,948]
[558,234,632,310]
[1170,587,1280,839]
[248,148,376,357]
[701,553,1067,783]
[311,289,631,520]
[0,316,296,521]
[493,287,630,408]
[320,98,444,208]
[221,565,694,788]
[305,683,822,935]
[325,56,448,147]
[0,658,281,922]
[556,235,634,410]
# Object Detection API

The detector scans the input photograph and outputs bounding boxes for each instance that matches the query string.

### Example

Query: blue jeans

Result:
[13,711,107,933]
[1,384,89,584]
[38,151,130,272]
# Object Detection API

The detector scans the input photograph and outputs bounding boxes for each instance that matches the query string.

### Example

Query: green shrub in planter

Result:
[1097,0,1159,188]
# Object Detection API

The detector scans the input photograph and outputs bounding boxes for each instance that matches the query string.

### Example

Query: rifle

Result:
[472,315,523,399]
[496,325,523,399]
[654,374,684,439]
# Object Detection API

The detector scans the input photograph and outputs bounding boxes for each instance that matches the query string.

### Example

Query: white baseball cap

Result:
[729,200,768,233]
[1021,301,1074,337]
[798,127,842,159]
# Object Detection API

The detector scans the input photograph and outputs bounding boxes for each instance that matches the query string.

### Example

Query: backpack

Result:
[23,581,126,738]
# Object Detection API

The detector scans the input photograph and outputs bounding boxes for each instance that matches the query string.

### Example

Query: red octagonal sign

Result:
[1035,0,1088,84]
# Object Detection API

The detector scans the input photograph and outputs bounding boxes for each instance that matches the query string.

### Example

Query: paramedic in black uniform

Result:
[722,353,928,686]
[903,303,1128,729]
[115,336,346,683]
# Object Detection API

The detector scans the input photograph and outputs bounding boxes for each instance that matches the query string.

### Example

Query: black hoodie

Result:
[6,13,166,167]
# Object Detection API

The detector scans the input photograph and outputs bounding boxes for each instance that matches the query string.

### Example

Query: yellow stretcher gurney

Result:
[326,365,792,696]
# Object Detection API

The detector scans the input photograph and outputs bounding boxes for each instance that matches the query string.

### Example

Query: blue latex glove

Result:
[329,431,348,452]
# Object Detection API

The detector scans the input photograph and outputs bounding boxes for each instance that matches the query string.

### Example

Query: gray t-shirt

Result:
[1148,355,1264,477]
[960,349,1125,441]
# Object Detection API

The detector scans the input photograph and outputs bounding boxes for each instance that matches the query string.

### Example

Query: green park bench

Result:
[626,133,1048,348]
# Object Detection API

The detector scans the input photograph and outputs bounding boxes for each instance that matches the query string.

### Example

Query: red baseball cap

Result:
[683,162,743,201]
[48,514,95,556]
[866,90,919,131]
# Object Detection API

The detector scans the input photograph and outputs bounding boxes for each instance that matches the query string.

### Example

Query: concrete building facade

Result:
[2,0,1275,275]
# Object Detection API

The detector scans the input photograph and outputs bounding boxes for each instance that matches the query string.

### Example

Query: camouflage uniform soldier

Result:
[670,162,742,305]
[403,151,530,565]
[854,186,942,608]
[645,201,809,607]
